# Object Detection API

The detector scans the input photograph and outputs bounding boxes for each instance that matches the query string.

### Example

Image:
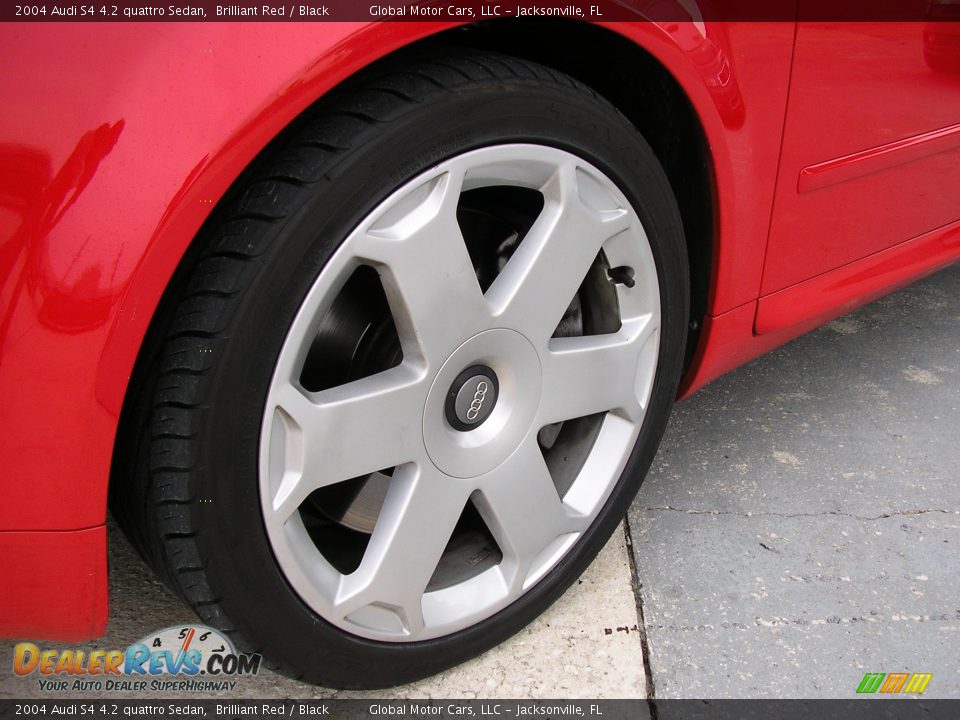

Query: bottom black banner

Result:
[1,699,958,720]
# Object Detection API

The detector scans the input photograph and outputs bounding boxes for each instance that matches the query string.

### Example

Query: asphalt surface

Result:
[1,264,956,701]
[629,263,960,698]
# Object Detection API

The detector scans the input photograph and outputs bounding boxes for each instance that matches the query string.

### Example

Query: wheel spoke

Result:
[485,160,631,346]
[353,168,491,367]
[267,364,427,522]
[333,464,468,634]
[537,315,659,425]
[475,440,588,592]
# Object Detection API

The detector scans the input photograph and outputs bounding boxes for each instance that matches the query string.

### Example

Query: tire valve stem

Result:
[607,265,636,288]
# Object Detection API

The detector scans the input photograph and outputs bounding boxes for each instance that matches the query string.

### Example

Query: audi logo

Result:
[465,381,489,421]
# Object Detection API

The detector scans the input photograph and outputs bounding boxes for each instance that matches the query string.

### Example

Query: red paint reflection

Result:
[0,120,124,339]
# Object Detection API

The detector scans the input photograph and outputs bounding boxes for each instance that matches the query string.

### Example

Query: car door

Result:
[759,18,960,299]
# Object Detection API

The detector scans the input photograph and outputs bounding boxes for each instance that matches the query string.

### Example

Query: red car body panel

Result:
[0,528,107,642]
[1,17,957,641]
[761,22,960,295]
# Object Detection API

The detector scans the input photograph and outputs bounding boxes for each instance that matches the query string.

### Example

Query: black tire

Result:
[111,50,689,688]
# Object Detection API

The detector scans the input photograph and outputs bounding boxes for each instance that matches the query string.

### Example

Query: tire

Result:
[111,50,689,688]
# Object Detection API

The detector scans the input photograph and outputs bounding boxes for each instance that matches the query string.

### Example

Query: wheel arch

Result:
[108,20,727,507]
[108,21,724,452]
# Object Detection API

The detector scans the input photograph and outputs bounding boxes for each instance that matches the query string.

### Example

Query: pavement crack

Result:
[638,506,957,521]
[622,522,657,705]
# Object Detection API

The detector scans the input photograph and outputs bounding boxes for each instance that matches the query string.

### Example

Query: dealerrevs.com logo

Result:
[13,625,262,692]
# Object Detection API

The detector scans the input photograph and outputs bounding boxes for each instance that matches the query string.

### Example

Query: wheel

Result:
[112,50,689,688]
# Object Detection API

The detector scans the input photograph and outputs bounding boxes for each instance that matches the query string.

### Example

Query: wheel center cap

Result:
[446,366,499,431]
[423,328,542,479]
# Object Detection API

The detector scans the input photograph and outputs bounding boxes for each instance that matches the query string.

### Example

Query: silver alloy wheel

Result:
[259,144,661,642]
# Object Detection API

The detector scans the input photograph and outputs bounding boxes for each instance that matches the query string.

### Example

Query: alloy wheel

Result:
[259,144,661,642]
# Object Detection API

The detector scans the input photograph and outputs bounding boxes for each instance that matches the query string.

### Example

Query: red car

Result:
[1,12,958,688]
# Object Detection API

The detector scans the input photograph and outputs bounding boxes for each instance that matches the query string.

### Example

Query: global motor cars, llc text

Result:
[369,704,603,716]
